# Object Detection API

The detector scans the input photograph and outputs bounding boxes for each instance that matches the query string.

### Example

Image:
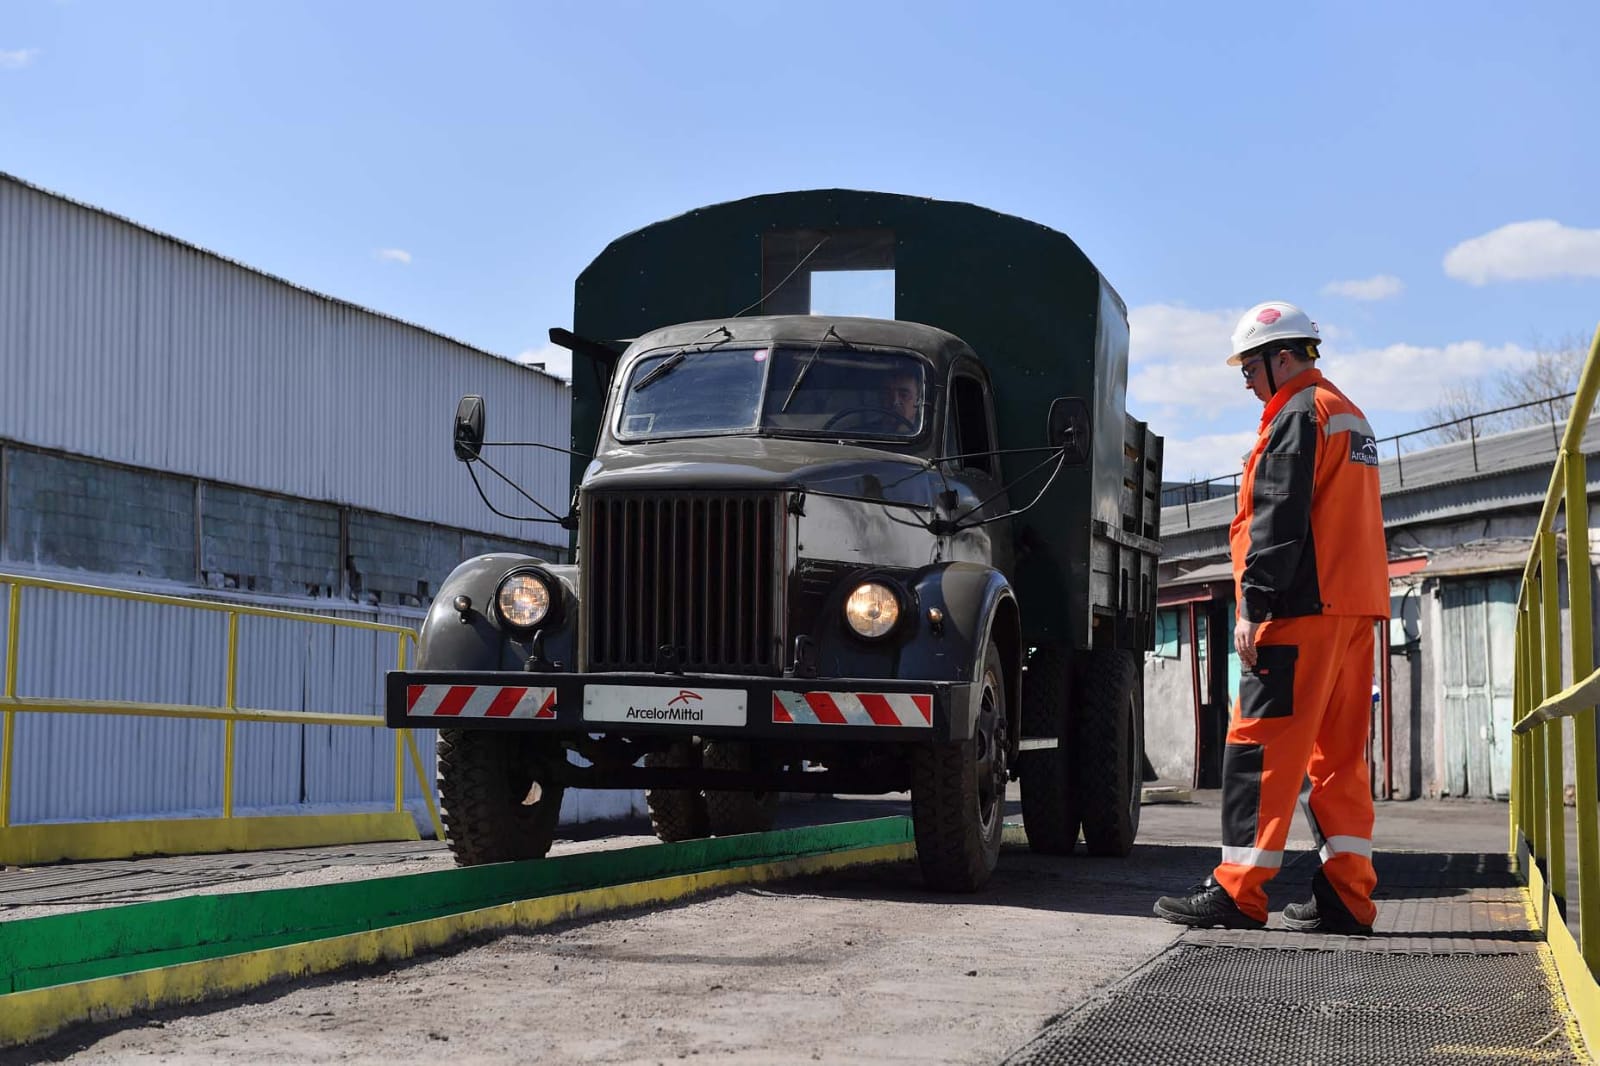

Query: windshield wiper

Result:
[779,325,845,413]
[633,326,732,392]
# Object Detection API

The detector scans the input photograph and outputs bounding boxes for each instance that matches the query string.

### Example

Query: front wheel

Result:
[436,729,564,866]
[911,641,1008,891]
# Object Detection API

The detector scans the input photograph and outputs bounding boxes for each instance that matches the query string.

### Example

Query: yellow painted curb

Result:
[0,812,419,866]
[1522,858,1598,1060]
[1,840,916,1047]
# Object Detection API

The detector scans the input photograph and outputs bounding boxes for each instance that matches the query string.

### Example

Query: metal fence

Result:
[1509,325,1600,996]
[1161,391,1581,511]
[0,571,443,864]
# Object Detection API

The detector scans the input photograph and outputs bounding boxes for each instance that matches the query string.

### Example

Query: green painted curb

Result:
[0,817,915,995]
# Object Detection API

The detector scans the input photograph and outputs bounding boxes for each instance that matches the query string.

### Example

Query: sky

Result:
[3,0,1598,481]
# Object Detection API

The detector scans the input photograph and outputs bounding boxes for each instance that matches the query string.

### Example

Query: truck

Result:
[385,190,1162,891]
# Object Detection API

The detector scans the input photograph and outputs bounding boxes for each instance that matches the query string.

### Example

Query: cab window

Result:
[946,372,996,475]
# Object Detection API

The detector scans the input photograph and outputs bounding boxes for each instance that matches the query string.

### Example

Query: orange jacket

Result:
[1229,369,1388,622]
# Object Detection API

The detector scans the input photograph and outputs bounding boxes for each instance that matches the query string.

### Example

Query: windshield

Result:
[616,345,927,441]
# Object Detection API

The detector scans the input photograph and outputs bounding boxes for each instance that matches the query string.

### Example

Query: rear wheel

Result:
[911,641,1008,891]
[1072,647,1143,857]
[703,740,780,836]
[1019,643,1080,854]
[644,740,710,842]
[437,729,564,866]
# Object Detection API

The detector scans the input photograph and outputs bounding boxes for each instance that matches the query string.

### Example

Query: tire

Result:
[1018,643,1081,854]
[911,641,1009,892]
[702,740,780,836]
[644,740,710,842]
[436,729,564,866]
[1072,647,1144,857]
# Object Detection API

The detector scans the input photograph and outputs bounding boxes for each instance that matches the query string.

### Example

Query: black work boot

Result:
[1153,877,1265,929]
[1281,870,1374,935]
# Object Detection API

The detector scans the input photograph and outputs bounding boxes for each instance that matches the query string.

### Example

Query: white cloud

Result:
[1128,300,1537,479]
[1319,341,1535,412]
[1321,274,1404,301]
[373,247,412,264]
[0,48,39,69]
[1159,430,1257,484]
[1129,304,1240,362]
[1444,220,1600,285]
[1128,303,1253,413]
[516,342,571,381]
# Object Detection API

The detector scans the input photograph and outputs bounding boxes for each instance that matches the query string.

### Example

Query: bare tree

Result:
[1422,379,1494,443]
[1422,332,1590,445]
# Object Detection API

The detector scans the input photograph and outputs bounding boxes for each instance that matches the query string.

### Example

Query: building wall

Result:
[0,173,571,548]
[0,174,655,831]
[1,443,560,606]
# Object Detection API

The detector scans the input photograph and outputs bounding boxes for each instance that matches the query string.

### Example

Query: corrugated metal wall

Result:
[0,173,571,543]
[0,173,653,834]
[0,579,441,827]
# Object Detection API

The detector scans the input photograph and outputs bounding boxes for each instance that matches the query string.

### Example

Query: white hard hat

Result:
[1227,301,1321,365]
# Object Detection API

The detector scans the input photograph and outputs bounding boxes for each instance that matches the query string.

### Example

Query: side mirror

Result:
[454,395,485,462]
[1047,397,1092,467]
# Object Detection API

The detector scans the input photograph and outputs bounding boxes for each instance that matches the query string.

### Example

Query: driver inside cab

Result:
[878,368,922,431]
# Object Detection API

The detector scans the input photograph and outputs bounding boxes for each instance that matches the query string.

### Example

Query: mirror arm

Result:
[478,439,594,461]
[466,454,574,526]
[940,448,1069,534]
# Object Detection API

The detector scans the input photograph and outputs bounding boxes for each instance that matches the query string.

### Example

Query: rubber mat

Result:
[1005,944,1584,1065]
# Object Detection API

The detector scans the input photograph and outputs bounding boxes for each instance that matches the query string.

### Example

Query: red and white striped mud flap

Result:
[772,691,933,728]
[406,684,557,720]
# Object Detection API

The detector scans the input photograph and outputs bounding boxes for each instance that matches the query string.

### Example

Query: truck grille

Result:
[584,492,784,675]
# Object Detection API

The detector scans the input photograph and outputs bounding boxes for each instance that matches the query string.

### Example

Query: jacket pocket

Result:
[1240,644,1297,719]
[1257,453,1302,497]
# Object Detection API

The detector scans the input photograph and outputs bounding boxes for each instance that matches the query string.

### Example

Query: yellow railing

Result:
[0,572,445,859]
[1511,325,1600,998]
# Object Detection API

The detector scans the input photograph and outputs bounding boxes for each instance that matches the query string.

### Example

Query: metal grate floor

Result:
[1005,944,1584,1065]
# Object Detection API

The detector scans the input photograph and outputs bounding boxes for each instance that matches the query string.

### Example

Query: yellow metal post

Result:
[1523,614,1541,859]
[1512,618,1525,857]
[223,612,239,820]
[1565,451,1600,970]
[404,728,446,844]
[1529,577,1548,863]
[1541,532,1567,903]
[394,634,407,813]
[0,583,20,829]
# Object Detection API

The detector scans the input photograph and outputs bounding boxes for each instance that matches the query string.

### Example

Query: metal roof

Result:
[0,170,564,385]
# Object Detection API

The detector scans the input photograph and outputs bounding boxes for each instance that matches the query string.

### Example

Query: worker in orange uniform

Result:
[1155,301,1388,934]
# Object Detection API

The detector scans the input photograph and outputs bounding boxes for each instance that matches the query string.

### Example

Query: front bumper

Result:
[385,670,972,744]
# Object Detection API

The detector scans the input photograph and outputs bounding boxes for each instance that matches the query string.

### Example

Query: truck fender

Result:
[901,562,1022,745]
[417,553,580,672]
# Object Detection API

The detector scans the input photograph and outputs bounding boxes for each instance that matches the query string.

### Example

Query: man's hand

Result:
[1234,616,1261,670]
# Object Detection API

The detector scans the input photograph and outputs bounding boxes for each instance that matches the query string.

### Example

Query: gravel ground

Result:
[7,792,1513,1065]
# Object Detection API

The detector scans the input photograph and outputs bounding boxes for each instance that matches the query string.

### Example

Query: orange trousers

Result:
[1211,614,1378,924]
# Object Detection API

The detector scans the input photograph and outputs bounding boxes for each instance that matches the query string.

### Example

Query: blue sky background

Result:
[3,0,1598,479]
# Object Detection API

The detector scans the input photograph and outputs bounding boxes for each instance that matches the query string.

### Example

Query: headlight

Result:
[496,572,551,628]
[844,582,901,639]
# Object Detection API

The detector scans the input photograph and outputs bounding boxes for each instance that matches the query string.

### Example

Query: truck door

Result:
[942,368,1013,577]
